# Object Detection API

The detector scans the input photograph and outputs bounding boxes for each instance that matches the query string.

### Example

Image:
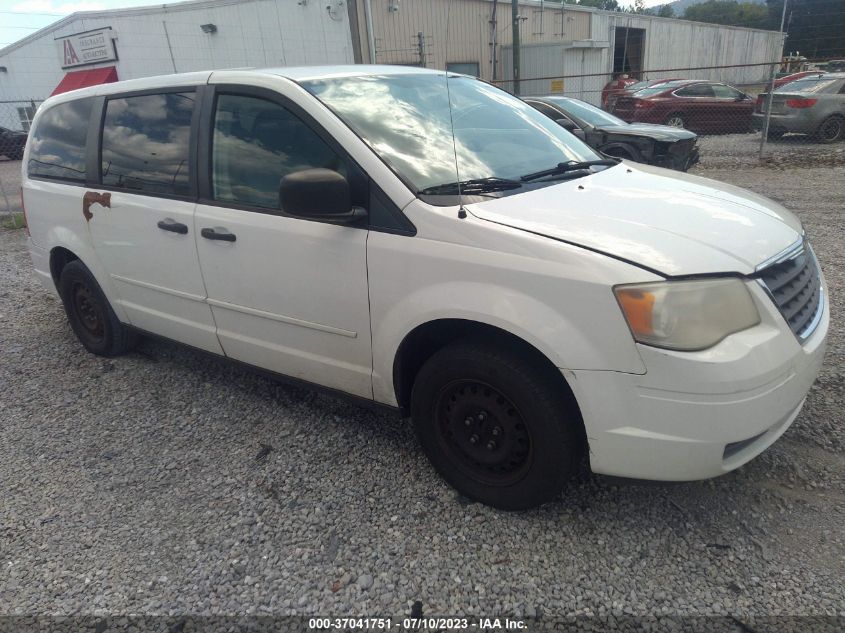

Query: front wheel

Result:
[410,341,584,510]
[58,260,138,356]
[664,113,686,129]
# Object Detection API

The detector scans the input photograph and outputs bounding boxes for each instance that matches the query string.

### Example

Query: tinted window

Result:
[633,80,689,97]
[676,84,715,97]
[28,98,93,183]
[712,84,742,99]
[526,101,563,120]
[101,92,194,196]
[776,77,836,93]
[547,98,628,127]
[211,94,345,209]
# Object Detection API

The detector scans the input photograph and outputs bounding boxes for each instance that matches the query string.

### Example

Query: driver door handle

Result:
[201,227,237,242]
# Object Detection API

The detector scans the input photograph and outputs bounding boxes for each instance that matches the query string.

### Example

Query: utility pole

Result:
[759,0,789,159]
[512,0,520,95]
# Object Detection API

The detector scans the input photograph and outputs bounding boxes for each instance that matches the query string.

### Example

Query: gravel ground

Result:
[1,159,843,625]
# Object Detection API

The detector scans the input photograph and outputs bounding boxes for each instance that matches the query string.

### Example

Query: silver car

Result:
[752,73,845,143]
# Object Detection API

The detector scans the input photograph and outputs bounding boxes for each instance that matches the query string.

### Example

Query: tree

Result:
[574,0,621,10]
[683,1,770,29]
[768,0,845,59]
[657,5,675,18]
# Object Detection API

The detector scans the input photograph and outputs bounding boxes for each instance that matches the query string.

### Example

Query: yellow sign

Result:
[550,79,564,93]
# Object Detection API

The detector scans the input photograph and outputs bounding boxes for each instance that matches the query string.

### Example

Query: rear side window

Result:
[211,94,345,210]
[101,92,194,196]
[27,98,93,183]
[676,84,715,97]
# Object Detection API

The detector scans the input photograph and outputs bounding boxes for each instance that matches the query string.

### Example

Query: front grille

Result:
[756,241,823,340]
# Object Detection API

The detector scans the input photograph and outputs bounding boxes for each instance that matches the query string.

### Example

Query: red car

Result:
[600,75,638,109]
[606,77,683,112]
[612,79,755,134]
[774,71,825,89]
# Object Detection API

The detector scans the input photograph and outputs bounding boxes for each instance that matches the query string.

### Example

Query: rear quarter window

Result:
[27,98,94,183]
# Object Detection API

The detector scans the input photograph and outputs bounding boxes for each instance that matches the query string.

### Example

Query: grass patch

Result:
[0,212,25,230]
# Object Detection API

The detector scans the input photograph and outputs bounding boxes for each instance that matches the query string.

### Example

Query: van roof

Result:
[42,65,446,107]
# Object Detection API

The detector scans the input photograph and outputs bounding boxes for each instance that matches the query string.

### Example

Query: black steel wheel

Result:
[411,341,584,510]
[59,260,138,356]
[434,379,533,487]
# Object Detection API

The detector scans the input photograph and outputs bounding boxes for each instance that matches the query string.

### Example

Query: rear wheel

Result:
[664,112,686,129]
[410,341,584,510]
[814,116,844,144]
[58,260,138,356]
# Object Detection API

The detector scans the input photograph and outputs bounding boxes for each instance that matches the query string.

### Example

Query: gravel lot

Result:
[1,154,843,625]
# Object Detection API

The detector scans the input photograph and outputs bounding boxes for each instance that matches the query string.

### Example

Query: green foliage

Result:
[574,0,621,10]
[657,5,676,17]
[683,1,770,28]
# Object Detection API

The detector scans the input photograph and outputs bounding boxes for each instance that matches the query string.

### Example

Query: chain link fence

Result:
[0,99,38,229]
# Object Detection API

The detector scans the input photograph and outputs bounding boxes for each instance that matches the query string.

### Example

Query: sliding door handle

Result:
[157,218,188,234]
[201,227,236,242]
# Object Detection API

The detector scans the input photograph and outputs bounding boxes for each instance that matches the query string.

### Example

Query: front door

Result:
[88,90,222,354]
[194,90,373,398]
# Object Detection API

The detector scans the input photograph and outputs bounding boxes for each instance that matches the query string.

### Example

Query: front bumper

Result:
[568,278,828,481]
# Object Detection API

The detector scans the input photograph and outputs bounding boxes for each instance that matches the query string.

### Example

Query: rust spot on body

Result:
[83,191,111,222]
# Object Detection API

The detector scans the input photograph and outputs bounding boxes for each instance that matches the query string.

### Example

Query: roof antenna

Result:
[444,0,466,219]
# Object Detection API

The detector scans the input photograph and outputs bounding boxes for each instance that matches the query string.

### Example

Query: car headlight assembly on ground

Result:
[614,278,761,351]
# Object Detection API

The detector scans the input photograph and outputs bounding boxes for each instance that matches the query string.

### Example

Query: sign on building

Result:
[56,28,117,69]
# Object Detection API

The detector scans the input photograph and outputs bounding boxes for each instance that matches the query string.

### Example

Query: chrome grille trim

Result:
[755,239,824,343]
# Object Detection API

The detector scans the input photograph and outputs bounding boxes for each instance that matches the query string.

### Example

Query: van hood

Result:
[466,162,802,276]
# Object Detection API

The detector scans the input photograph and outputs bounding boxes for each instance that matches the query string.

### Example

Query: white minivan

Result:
[23,66,828,509]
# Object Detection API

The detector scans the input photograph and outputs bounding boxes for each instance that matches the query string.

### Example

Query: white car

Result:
[22,66,828,510]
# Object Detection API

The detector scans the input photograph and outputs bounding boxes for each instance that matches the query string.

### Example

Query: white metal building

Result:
[0,0,782,130]
[0,0,354,130]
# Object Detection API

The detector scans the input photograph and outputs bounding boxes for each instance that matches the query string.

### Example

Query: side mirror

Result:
[556,118,578,132]
[279,168,366,224]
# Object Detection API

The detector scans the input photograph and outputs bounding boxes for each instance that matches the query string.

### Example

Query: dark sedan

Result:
[525,96,699,171]
[611,79,755,134]
[0,126,27,160]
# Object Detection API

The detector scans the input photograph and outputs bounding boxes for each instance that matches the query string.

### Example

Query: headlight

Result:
[614,278,760,351]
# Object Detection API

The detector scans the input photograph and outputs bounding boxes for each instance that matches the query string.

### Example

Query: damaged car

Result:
[524,95,699,171]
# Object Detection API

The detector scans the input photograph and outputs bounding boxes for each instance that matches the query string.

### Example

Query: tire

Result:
[10,147,24,161]
[664,112,686,129]
[814,116,844,144]
[58,260,138,356]
[410,341,584,510]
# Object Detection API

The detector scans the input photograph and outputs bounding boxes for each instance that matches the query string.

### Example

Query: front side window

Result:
[303,74,600,193]
[27,98,93,183]
[101,92,194,196]
[211,94,345,209]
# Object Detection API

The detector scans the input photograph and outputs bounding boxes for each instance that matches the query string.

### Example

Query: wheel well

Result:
[601,143,641,161]
[392,319,580,418]
[49,247,79,288]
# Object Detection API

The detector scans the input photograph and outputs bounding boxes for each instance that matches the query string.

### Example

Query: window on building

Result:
[101,92,194,196]
[211,94,345,210]
[447,62,480,78]
[27,98,93,183]
[17,105,37,132]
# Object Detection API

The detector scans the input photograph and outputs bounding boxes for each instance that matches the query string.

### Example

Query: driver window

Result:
[212,94,346,209]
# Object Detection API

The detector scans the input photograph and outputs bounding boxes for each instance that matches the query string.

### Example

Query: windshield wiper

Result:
[519,159,619,182]
[417,177,523,196]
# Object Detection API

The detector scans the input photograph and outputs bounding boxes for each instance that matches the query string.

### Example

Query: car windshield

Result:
[301,73,601,193]
[547,98,627,127]
[775,77,836,93]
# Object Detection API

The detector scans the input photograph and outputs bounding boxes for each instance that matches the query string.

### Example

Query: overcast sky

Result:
[0,0,668,49]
